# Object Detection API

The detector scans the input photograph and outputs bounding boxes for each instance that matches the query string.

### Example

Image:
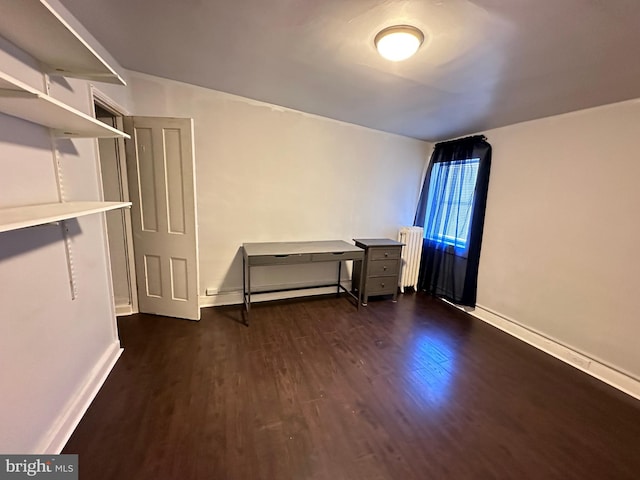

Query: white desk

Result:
[242,240,364,324]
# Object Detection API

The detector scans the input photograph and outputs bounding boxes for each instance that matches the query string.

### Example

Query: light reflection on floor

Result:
[404,329,458,408]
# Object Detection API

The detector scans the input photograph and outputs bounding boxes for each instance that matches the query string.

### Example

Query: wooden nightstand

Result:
[352,238,404,306]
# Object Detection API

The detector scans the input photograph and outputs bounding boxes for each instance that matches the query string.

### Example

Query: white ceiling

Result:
[59,0,640,141]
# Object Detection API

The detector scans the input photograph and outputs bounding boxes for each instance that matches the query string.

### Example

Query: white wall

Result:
[476,98,640,382]
[128,71,430,301]
[0,15,129,452]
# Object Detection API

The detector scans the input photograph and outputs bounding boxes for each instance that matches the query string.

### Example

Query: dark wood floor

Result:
[63,293,640,480]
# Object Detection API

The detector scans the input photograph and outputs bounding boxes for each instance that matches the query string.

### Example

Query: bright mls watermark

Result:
[0,455,77,479]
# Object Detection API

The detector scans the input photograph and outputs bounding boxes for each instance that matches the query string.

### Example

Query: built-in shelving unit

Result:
[0,71,130,138]
[0,0,126,85]
[0,0,132,304]
[0,201,132,233]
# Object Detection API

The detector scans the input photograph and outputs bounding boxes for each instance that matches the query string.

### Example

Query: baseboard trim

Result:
[458,302,640,401]
[115,304,134,316]
[37,341,124,453]
[200,290,242,307]
[199,281,352,308]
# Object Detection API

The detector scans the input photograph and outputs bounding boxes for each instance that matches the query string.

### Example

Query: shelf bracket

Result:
[61,219,78,300]
[51,131,77,299]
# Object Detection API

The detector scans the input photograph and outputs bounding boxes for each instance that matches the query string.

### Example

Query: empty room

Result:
[0,1,639,479]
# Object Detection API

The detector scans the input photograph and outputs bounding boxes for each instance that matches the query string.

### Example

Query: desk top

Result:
[243,240,362,257]
[353,238,405,248]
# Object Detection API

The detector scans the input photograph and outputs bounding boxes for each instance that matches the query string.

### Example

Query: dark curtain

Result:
[414,135,491,306]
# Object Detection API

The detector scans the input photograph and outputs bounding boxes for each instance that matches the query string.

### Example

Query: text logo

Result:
[0,455,77,479]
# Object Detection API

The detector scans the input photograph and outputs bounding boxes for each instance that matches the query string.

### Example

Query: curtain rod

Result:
[435,134,487,147]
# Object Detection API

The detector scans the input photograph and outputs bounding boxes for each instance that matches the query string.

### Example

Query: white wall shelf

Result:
[0,201,132,233]
[0,0,125,85]
[0,71,130,138]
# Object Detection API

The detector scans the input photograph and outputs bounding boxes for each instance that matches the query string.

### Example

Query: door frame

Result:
[91,86,139,316]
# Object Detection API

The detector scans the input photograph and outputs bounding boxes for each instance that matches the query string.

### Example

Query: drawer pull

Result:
[384,252,389,257]
[380,283,385,288]
[332,252,344,255]
[383,266,387,271]
[275,254,289,258]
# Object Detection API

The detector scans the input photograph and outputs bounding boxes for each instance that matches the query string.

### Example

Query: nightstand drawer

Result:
[368,259,400,276]
[369,247,401,261]
[366,275,398,295]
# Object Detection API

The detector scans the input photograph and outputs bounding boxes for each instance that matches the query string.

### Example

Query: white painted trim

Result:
[199,281,353,308]
[90,86,131,117]
[445,300,640,401]
[115,304,134,316]
[91,86,139,315]
[37,341,123,454]
[200,290,242,308]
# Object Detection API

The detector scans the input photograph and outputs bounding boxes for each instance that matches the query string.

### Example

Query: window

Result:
[413,135,491,306]
[424,158,480,249]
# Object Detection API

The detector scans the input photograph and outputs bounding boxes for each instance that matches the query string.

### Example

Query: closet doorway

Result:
[94,95,138,316]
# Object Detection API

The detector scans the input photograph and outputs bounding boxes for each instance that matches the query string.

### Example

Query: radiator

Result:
[398,226,423,293]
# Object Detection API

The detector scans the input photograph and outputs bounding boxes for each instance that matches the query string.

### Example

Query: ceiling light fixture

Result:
[375,25,424,62]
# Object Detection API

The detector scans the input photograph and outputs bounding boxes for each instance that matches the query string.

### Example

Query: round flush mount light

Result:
[374,25,424,61]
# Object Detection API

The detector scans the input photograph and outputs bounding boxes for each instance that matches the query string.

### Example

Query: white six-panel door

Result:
[124,116,200,320]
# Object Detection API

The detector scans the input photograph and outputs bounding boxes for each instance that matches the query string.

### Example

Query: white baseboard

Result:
[200,290,242,307]
[462,303,640,401]
[115,304,134,316]
[37,341,123,453]
[199,281,352,308]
